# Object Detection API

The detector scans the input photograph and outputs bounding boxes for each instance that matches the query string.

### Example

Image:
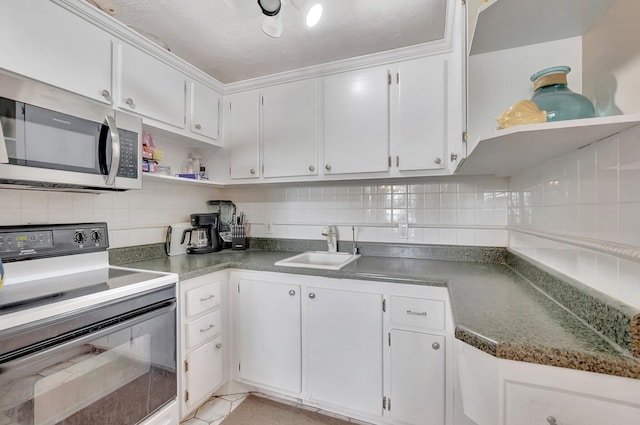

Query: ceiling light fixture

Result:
[258,0,283,38]
[291,0,324,28]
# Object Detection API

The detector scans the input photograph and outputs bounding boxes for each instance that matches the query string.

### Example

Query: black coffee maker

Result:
[180,213,222,254]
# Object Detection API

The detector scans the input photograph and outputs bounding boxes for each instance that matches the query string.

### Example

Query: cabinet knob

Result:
[289,290,296,296]
[309,292,316,299]
[195,124,202,129]
[125,97,134,107]
[250,168,256,175]
[100,89,111,99]
[325,165,331,171]
[215,342,223,350]
[432,342,440,350]
[546,417,557,425]
[309,165,315,172]
[434,158,442,165]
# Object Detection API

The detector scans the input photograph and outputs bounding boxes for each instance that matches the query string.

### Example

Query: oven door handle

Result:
[103,115,121,186]
[1,300,175,368]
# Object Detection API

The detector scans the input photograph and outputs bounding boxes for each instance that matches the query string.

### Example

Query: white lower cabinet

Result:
[504,380,640,425]
[306,286,384,416]
[237,278,302,394]
[185,335,223,409]
[388,330,445,425]
[230,271,452,425]
[180,273,226,419]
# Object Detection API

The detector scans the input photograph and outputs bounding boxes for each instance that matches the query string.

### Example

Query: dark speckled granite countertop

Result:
[114,247,640,380]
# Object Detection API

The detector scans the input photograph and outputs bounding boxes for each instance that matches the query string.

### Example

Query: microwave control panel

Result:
[116,129,139,179]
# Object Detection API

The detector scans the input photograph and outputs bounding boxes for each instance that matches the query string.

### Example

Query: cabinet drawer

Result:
[186,309,221,350]
[504,381,640,425]
[390,296,445,331]
[185,281,221,318]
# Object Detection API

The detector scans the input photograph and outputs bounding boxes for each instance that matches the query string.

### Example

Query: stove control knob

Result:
[90,230,103,243]
[73,231,87,244]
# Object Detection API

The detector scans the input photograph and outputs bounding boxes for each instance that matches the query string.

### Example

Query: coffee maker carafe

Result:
[181,213,222,254]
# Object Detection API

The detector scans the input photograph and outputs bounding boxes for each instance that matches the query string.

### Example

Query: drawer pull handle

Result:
[406,310,428,316]
[200,294,216,302]
[546,417,557,425]
[199,323,215,333]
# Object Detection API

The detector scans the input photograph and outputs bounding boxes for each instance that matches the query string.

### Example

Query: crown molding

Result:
[54,0,459,95]
[52,0,225,93]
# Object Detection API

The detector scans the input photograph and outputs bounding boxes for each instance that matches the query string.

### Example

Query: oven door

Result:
[0,288,176,425]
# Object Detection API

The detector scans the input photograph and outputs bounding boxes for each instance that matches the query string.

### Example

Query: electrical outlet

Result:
[265,221,274,235]
[398,223,408,240]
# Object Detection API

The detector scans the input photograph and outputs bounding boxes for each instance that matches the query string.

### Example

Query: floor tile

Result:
[230,396,247,413]
[195,397,232,422]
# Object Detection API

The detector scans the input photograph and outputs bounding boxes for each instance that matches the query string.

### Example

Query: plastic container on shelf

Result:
[530,66,594,122]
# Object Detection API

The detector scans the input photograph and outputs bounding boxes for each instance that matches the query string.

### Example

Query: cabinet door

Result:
[238,279,301,393]
[323,68,389,175]
[263,80,318,178]
[185,335,223,410]
[391,56,447,172]
[117,43,185,128]
[190,81,221,142]
[389,330,445,425]
[307,287,383,416]
[227,91,260,179]
[0,1,112,104]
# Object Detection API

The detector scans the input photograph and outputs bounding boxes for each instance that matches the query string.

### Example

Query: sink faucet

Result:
[352,225,359,255]
[321,225,337,253]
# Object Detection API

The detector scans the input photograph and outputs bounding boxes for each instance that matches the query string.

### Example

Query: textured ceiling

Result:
[100,0,448,84]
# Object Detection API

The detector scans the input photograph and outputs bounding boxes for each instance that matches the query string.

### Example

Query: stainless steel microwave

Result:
[0,72,142,191]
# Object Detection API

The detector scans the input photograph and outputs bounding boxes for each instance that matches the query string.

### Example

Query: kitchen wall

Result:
[223,176,509,247]
[508,124,640,309]
[0,179,221,248]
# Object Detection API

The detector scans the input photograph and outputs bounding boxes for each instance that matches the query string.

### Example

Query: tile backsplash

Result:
[509,124,640,308]
[0,178,221,248]
[224,176,509,247]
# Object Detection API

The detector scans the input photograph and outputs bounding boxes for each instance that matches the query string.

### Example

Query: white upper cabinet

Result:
[263,80,318,178]
[390,56,448,173]
[323,67,390,175]
[0,1,113,104]
[190,81,221,143]
[116,42,186,129]
[227,90,261,179]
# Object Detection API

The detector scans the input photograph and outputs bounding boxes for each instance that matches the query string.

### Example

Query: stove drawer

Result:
[185,280,221,318]
[186,309,221,350]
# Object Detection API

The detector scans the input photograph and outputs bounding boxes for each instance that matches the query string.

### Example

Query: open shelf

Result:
[469,0,614,55]
[142,172,225,188]
[456,114,640,177]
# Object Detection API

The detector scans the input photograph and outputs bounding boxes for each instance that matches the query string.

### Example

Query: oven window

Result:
[0,305,176,425]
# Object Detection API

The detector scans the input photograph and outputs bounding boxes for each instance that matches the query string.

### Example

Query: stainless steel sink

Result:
[274,251,361,270]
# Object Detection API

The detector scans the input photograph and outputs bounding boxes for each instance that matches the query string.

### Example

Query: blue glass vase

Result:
[530,66,594,122]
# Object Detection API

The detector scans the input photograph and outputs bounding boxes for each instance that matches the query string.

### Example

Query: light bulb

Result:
[305,3,323,27]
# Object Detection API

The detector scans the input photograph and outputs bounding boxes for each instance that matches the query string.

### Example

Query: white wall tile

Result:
[508,125,640,307]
